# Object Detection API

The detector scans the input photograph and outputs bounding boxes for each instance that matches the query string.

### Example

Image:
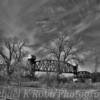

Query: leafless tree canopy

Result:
[45,33,86,64]
[0,37,26,76]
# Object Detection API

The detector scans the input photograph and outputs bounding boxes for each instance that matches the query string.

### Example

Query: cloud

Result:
[0,0,48,42]
[0,0,100,57]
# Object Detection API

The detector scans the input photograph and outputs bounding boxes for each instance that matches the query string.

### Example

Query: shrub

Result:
[91,72,100,82]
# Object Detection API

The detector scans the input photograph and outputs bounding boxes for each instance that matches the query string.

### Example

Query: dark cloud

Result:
[0,0,100,53]
[34,31,58,47]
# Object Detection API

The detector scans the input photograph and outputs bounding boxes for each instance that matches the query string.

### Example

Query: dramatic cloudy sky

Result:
[0,0,99,42]
[0,0,100,71]
[0,0,99,47]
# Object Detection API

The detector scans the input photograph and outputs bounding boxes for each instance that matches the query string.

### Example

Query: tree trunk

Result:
[6,63,12,84]
[57,59,61,83]
[94,56,99,73]
[7,63,11,76]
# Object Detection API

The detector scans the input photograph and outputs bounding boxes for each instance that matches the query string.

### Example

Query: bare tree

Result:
[62,34,86,64]
[0,38,15,76]
[13,38,26,63]
[0,37,26,77]
[46,33,64,77]
[45,32,85,80]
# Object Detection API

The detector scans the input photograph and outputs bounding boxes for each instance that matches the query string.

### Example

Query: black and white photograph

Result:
[0,0,100,100]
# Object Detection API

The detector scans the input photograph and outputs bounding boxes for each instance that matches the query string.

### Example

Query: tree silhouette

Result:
[0,37,26,77]
[45,32,85,80]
